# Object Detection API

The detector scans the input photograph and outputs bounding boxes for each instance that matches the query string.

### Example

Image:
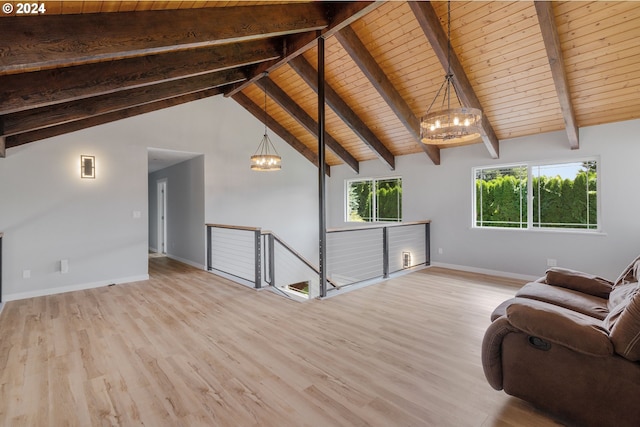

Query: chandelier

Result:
[250,74,281,171]
[420,2,482,145]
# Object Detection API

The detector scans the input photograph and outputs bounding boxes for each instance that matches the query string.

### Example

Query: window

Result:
[347,177,402,222]
[474,160,598,231]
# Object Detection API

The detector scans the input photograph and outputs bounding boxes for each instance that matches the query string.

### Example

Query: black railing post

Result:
[254,229,262,289]
[318,35,328,298]
[206,225,212,271]
[268,233,275,287]
[425,222,431,266]
[383,227,389,278]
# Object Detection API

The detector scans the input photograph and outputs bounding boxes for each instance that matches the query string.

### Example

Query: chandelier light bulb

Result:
[453,116,459,125]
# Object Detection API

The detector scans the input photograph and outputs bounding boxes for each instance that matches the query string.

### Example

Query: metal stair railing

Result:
[206,221,430,299]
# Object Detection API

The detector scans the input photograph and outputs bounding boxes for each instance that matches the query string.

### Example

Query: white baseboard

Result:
[166,254,206,270]
[429,262,539,282]
[3,274,150,302]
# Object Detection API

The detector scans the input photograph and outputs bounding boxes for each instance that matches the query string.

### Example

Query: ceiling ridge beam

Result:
[535,1,579,150]
[2,70,247,137]
[5,89,223,149]
[256,76,359,174]
[335,25,440,165]
[289,55,396,170]
[0,3,329,75]
[232,92,331,176]
[409,1,499,159]
[0,39,280,115]
[224,1,383,98]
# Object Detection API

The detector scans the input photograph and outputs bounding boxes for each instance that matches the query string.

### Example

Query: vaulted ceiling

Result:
[2,1,640,175]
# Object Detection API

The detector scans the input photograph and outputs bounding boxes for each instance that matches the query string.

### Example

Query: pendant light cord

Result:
[447,0,451,77]
[447,0,451,111]
[263,72,268,136]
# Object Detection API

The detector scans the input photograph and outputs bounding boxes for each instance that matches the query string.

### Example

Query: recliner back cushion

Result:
[608,282,639,311]
[614,256,640,287]
[609,287,640,361]
[545,267,612,299]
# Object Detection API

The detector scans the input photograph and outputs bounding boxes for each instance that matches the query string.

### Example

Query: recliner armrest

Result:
[506,298,613,357]
[482,317,517,390]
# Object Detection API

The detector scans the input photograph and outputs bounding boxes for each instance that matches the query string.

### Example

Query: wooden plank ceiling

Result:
[2,1,640,171]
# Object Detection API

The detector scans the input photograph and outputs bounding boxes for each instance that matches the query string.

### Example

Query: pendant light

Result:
[250,74,281,171]
[420,1,482,145]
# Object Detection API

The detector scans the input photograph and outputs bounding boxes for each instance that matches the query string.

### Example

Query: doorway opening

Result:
[156,178,168,256]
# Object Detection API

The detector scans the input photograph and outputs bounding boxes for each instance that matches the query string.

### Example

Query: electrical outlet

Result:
[547,258,557,267]
[23,269,31,279]
[438,248,443,255]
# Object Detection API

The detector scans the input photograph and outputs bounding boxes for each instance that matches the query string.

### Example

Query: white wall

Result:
[327,119,640,280]
[0,133,150,300]
[0,96,319,300]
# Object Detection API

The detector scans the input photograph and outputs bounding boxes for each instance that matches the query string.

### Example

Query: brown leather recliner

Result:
[482,257,640,427]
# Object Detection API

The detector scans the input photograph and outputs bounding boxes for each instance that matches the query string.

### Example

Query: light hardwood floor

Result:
[0,258,566,426]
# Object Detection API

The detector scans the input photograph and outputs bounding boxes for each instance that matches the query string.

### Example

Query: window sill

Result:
[470,226,607,237]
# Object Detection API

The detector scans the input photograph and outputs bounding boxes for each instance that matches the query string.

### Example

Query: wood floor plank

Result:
[0,258,566,426]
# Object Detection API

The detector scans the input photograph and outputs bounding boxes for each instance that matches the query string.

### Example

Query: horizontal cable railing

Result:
[387,223,428,274]
[206,224,261,288]
[206,224,332,299]
[206,221,430,299]
[327,227,384,286]
[326,221,430,295]
[263,231,337,300]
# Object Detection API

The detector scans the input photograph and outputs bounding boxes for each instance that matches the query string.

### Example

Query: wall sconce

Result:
[81,155,95,179]
[402,251,412,269]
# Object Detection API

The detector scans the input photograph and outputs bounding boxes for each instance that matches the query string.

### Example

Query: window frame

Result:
[345,176,403,223]
[472,157,601,232]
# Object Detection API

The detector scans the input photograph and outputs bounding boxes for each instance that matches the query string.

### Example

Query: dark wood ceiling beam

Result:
[535,1,579,150]
[408,1,499,159]
[232,92,331,176]
[225,1,382,98]
[0,39,280,115]
[335,26,440,165]
[256,77,359,174]
[289,55,396,170]
[410,4,497,156]
[0,3,328,75]
[2,70,246,136]
[5,89,223,149]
